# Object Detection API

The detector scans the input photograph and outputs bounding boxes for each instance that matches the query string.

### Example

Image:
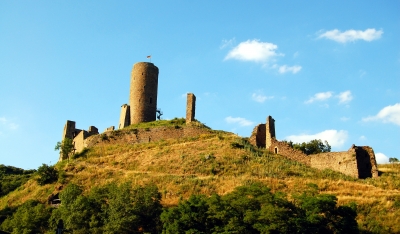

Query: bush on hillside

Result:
[161,183,358,234]
[0,200,51,234]
[50,182,162,233]
[0,164,36,197]
[35,164,58,186]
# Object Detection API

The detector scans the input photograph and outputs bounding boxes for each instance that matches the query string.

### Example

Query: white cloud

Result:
[318,28,383,43]
[224,39,283,63]
[285,130,348,148]
[224,39,301,75]
[225,116,254,127]
[305,91,333,104]
[0,117,19,130]
[375,152,389,164]
[220,38,236,49]
[278,65,302,74]
[362,103,400,126]
[251,91,273,103]
[336,90,353,104]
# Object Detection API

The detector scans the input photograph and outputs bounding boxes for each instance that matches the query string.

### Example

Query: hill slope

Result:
[1,119,400,233]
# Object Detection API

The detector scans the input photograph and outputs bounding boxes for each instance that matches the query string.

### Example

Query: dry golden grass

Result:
[1,125,400,232]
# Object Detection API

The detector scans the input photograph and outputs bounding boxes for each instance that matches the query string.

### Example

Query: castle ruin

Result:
[249,116,378,178]
[60,120,99,161]
[58,61,379,179]
[60,62,197,160]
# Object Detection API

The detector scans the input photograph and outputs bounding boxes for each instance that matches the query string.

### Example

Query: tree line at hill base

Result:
[0,165,36,198]
[0,182,358,234]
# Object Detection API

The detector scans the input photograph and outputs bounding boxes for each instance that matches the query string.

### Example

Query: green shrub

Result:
[35,164,57,186]
[0,165,36,197]
[161,183,359,234]
[0,200,50,234]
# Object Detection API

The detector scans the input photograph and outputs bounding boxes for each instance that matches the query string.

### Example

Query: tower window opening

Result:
[274,147,278,154]
[150,97,152,104]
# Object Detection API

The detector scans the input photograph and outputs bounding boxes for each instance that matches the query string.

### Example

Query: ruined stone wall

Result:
[249,124,266,148]
[268,139,311,165]
[72,128,100,153]
[86,126,214,148]
[129,62,159,124]
[310,145,378,178]
[310,151,358,177]
[119,104,131,129]
[73,130,88,153]
[88,126,98,135]
[355,146,378,178]
[62,120,76,141]
[186,93,196,123]
[265,116,275,149]
[248,115,378,178]
[105,126,115,132]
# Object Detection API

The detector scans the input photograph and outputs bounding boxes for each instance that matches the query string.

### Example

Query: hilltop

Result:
[1,118,400,233]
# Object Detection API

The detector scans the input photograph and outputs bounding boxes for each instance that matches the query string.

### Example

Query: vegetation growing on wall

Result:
[284,139,331,155]
[55,138,74,161]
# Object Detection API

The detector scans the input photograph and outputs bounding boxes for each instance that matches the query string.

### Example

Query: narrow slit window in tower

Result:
[274,147,278,154]
[150,97,152,104]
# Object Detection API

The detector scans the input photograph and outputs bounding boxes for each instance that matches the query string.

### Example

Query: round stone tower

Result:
[129,62,159,124]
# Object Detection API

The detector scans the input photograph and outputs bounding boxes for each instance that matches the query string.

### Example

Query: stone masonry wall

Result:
[86,126,214,149]
[249,124,266,148]
[310,151,359,177]
[119,104,131,129]
[355,146,378,178]
[62,120,76,141]
[186,93,196,123]
[73,127,99,153]
[266,116,275,149]
[268,139,311,165]
[73,130,88,154]
[310,145,378,178]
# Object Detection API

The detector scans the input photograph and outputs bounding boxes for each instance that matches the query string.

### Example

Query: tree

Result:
[161,183,358,234]
[52,182,162,234]
[0,200,50,234]
[291,139,331,155]
[0,165,36,197]
[55,138,75,161]
[104,182,162,234]
[35,164,57,186]
[161,195,211,234]
[389,158,399,163]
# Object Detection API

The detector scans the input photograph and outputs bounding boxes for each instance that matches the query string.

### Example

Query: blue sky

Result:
[1,1,399,169]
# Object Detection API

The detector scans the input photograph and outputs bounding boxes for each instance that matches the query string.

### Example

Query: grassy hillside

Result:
[1,119,400,233]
